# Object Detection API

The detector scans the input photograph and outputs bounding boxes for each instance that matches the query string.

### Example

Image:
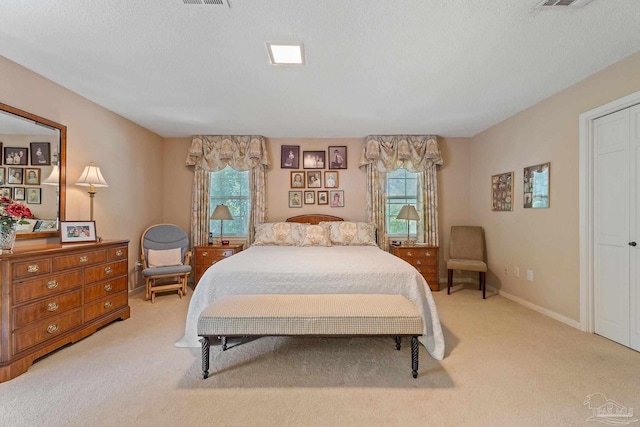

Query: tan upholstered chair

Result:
[447,226,488,299]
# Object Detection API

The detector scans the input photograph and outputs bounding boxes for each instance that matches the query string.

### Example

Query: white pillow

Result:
[148,248,182,267]
[319,221,377,246]
[253,222,302,246]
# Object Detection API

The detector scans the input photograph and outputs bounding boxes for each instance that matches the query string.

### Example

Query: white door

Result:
[593,105,640,352]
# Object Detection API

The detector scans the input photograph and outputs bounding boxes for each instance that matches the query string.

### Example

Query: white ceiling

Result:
[1,0,639,138]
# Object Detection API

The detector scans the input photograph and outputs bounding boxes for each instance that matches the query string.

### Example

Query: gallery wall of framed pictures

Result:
[283,144,347,208]
[0,141,53,209]
[491,162,550,212]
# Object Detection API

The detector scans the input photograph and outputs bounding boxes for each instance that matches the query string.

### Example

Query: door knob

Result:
[630,242,637,247]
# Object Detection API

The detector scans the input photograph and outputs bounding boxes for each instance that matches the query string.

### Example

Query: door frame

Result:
[579,89,640,333]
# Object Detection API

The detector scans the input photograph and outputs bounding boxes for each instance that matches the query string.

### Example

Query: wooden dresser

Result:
[0,240,130,382]
[390,245,440,291]
[193,243,244,287]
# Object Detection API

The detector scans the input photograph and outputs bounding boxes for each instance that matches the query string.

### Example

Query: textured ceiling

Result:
[1,0,639,138]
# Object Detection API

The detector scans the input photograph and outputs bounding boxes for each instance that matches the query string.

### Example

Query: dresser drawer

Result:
[84,260,128,284]
[12,270,83,304]
[53,249,107,271]
[108,246,128,261]
[13,309,82,355]
[13,290,82,329]
[84,292,128,323]
[85,276,128,303]
[12,258,51,280]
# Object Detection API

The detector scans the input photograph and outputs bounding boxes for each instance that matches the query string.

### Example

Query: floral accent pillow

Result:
[298,224,332,247]
[320,221,377,246]
[253,222,302,246]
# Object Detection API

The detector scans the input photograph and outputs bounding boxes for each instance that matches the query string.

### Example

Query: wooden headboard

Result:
[286,214,344,225]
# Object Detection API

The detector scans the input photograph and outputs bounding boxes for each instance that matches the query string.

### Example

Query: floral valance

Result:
[359,135,442,173]
[185,135,270,172]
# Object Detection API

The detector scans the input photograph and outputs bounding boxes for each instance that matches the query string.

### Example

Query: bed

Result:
[176,215,445,361]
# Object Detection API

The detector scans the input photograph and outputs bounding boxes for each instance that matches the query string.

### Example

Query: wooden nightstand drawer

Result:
[390,245,440,291]
[193,243,244,286]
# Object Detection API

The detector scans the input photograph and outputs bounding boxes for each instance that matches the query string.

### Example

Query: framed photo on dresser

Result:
[60,221,97,243]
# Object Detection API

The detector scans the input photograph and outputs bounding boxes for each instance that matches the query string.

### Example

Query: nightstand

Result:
[193,243,244,287]
[390,245,440,291]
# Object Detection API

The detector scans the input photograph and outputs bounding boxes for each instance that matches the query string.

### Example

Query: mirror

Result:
[0,103,66,239]
[523,162,550,209]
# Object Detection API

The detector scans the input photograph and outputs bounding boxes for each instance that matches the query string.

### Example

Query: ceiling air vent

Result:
[535,0,595,8]
[182,0,229,6]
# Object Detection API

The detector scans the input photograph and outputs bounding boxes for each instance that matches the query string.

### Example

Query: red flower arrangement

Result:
[0,197,34,232]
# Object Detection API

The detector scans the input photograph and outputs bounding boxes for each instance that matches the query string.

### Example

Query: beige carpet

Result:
[1,287,639,427]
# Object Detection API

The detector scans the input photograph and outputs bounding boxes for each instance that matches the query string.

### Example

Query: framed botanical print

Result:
[328,146,347,169]
[281,145,300,169]
[524,162,550,208]
[491,171,513,211]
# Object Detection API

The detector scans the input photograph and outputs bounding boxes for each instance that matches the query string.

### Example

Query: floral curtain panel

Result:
[186,135,270,246]
[359,135,442,248]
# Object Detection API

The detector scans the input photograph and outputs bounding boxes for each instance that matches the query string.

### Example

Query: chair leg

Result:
[145,278,151,301]
[447,269,453,294]
[480,272,486,299]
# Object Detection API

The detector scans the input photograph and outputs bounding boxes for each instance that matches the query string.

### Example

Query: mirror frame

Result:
[0,102,66,239]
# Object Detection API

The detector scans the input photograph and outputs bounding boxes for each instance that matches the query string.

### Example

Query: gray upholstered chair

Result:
[447,226,488,299]
[141,224,192,303]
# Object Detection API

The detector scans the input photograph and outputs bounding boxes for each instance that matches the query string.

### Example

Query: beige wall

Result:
[1,56,165,291]
[468,51,640,321]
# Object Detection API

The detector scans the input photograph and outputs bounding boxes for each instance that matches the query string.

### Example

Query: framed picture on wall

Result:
[303,151,326,169]
[330,190,344,207]
[524,162,550,208]
[4,146,28,165]
[30,142,51,165]
[491,171,513,211]
[304,190,315,204]
[24,168,40,185]
[7,167,23,184]
[0,167,5,186]
[307,170,321,188]
[289,191,302,208]
[26,187,41,204]
[324,171,338,188]
[328,146,347,169]
[281,145,300,169]
[290,171,305,188]
[318,190,329,205]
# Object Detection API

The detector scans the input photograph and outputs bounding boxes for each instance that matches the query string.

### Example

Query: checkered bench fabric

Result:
[197,294,424,379]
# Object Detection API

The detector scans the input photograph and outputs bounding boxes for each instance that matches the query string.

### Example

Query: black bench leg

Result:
[395,336,401,350]
[201,337,210,379]
[221,336,228,351]
[411,336,419,378]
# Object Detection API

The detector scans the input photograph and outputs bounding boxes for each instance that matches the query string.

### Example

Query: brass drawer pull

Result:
[79,256,88,263]
[425,251,432,257]
[46,280,59,290]
[406,251,413,257]
[416,260,422,265]
[104,267,113,275]
[46,324,59,334]
[116,250,123,257]
[104,301,113,309]
[27,264,40,273]
[104,284,113,292]
[202,251,208,257]
[47,302,59,312]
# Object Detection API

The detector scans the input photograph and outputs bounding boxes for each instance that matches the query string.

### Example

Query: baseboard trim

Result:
[492,287,582,330]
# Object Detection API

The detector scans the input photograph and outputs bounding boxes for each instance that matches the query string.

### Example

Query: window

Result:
[210,167,250,236]
[386,168,418,235]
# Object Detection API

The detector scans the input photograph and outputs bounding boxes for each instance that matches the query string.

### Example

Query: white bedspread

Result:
[175,246,445,360]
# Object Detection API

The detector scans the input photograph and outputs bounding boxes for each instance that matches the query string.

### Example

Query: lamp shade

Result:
[42,165,60,185]
[396,205,419,221]
[75,162,109,187]
[211,204,233,220]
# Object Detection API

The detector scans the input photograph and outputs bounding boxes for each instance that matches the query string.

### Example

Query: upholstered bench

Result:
[197,293,424,379]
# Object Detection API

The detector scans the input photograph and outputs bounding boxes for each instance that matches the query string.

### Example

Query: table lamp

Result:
[396,205,419,246]
[75,162,108,221]
[211,204,233,245]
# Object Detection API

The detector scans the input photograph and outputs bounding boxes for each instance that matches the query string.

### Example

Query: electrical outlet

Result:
[504,264,509,275]
[527,270,533,281]
[514,267,520,278]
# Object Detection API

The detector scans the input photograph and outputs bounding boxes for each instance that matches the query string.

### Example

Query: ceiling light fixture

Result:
[266,42,305,65]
